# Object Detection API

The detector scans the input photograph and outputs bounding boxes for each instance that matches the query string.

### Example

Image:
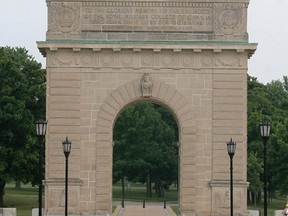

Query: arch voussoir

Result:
[157,82,169,99]
[96,117,112,129]
[98,110,114,122]
[163,85,177,102]
[151,79,161,98]
[101,101,118,117]
[132,79,142,98]
[118,85,130,102]
[124,82,137,99]
[169,91,184,108]
[111,91,126,107]
[106,96,121,112]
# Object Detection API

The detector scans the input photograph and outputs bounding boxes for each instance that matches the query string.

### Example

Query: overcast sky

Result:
[0,0,287,84]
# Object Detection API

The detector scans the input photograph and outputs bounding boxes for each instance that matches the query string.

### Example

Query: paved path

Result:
[112,202,177,216]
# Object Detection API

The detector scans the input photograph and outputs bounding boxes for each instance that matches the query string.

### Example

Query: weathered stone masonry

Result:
[38,0,257,215]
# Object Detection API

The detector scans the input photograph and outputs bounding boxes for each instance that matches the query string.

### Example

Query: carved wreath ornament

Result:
[52,3,80,34]
[214,3,243,35]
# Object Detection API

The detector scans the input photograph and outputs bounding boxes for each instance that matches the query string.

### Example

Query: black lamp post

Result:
[227,138,236,216]
[62,136,72,216]
[260,121,271,216]
[36,119,47,216]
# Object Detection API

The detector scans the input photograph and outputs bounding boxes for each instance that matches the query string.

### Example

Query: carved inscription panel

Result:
[82,2,213,32]
[48,2,246,35]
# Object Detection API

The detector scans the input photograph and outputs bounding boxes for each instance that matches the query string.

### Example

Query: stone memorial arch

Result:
[38,0,257,215]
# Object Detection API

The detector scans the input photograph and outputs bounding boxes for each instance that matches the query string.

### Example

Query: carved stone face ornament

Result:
[141,73,153,97]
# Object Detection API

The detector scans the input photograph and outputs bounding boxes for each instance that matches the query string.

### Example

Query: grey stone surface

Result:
[248,210,259,216]
[32,208,44,216]
[0,208,16,216]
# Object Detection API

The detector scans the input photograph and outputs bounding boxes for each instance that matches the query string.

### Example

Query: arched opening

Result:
[112,101,179,208]
[95,78,197,215]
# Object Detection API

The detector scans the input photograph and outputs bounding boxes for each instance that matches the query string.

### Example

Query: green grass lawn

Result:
[248,197,286,216]
[3,182,287,216]
[4,183,42,216]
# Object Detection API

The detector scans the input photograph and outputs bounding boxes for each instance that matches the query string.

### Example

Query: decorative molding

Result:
[49,2,81,34]
[48,48,246,69]
[213,3,244,35]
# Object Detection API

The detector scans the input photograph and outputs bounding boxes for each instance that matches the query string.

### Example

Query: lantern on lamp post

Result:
[260,121,271,216]
[227,138,236,216]
[62,137,72,216]
[35,119,47,216]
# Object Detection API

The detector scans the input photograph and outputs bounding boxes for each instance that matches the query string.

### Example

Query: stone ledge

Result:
[38,39,257,46]
[44,178,82,186]
[209,179,249,187]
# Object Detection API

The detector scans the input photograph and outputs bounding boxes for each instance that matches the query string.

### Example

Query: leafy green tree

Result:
[113,102,178,198]
[265,78,288,196]
[283,76,288,92]
[247,75,288,201]
[268,119,288,195]
[247,152,263,206]
[0,47,46,206]
[247,76,268,203]
[266,80,288,123]
[247,76,269,202]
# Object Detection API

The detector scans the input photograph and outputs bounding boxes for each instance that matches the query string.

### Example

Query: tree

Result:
[0,47,46,206]
[264,78,288,196]
[247,75,288,200]
[247,152,263,206]
[247,76,269,202]
[268,119,288,195]
[113,102,178,198]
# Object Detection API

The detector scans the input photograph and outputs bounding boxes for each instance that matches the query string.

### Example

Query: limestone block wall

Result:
[38,41,256,215]
[38,0,257,215]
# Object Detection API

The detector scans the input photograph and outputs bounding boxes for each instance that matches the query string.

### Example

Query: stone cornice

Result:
[37,40,257,58]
